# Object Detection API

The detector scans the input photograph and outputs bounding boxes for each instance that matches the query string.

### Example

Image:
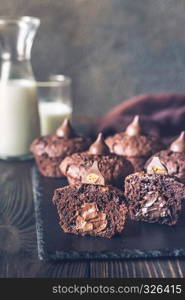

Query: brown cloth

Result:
[97,93,185,145]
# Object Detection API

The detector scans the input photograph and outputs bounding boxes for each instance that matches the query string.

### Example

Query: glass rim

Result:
[37,75,72,87]
[36,81,71,88]
[49,74,72,85]
[0,16,40,26]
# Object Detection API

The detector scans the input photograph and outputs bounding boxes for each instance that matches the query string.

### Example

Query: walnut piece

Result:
[81,202,98,220]
[86,173,100,184]
[75,202,107,233]
[94,220,107,233]
[100,187,109,192]
[140,191,167,217]
[147,157,168,175]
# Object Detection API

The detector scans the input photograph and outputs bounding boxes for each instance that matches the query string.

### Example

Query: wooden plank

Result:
[175,259,184,278]
[89,259,185,278]
[0,162,36,257]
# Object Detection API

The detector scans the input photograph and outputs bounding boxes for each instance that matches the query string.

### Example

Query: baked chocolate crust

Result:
[60,151,134,187]
[125,172,185,225]
[106,133,163,172]
[147,150,185,181]
[52,184,127,238]
[30,135,91,177]
[106,132,162,157]
[125,156,148,172]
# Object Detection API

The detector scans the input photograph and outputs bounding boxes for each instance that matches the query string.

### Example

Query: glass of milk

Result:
[37,76,73,136]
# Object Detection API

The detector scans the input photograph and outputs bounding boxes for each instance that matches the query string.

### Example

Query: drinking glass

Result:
[37,76,73,136]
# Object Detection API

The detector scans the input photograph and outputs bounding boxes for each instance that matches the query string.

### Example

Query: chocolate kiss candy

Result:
[147,156,168,175]
[125,115,141,136]
[56,118,76,138]
[170,131,185,153]
[81,161,106,186]
[88,133,109,155]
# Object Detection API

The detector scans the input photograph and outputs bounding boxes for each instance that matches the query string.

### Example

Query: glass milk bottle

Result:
[0,16,41,160]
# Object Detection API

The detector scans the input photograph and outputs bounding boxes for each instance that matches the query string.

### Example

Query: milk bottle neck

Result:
[0,59,35,81]
[0,16,40,80]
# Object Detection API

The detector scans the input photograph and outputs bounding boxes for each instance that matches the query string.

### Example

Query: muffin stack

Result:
[31,117,185,239]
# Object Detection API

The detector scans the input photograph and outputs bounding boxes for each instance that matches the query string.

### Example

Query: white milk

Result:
[0,80,40,157]
[39,102,72,135]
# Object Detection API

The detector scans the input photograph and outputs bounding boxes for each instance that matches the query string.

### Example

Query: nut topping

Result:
[146,156,168,175]
[75,202,107,233]
[86,173,100,184]
[140,191,167,218]
[76,216,93,232]
[81,202,98,220]
[94,220,107,233]
[81,161,106,186]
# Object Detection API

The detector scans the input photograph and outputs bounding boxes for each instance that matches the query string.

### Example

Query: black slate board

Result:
[32,166,185,261]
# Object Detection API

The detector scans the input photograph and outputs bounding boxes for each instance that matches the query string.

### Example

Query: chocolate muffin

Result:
[125,157,185,225]
[60,133,134,188]
[52,182,127,238]
[146,131,185,181]
[30,119,91,177]
[106,115,163,172]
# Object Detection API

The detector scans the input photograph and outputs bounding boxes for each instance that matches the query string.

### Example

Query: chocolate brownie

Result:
[60,133,134,187]
[30,118,91,177]
[125,157,185,225]
[146,131,185,181]
[106,115,163,172]
[52,184,127,238]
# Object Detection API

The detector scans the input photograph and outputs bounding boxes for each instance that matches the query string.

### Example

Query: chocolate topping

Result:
[88,133,110,155]
[56,118,76,138]
[170,131,185,153]
[125,115,142,136]
[147,156,168,175]
[81,161,105,186]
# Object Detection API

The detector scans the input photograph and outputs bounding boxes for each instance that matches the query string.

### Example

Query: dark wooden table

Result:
[0,160,185,278]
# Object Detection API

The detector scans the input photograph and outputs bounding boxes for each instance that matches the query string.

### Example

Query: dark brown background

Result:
[1,0,185,119]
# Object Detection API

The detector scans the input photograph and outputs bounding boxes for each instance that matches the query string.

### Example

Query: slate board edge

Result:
[32,166,185,261]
